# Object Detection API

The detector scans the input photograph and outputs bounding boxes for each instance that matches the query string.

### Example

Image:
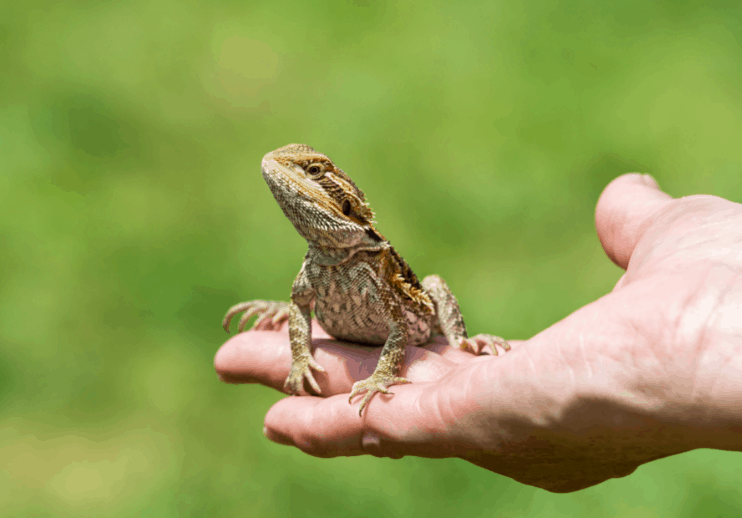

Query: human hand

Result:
[215,173,742,492]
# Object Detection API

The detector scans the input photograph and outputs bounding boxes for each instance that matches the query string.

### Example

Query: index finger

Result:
[213,326,473,396]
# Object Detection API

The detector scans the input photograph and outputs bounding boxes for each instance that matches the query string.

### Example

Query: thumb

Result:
[595,173,673,269]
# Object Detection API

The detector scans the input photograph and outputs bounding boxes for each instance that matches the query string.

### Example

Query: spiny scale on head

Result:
[271,144,375,223]
[270,143,316,156]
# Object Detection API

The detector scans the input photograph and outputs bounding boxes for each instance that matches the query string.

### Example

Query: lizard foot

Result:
[284,354,326,395]
[349,374,411,416]
[222,300,291,333]
[457,334,511,355]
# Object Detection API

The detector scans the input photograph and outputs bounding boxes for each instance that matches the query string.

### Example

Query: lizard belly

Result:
[307,256,432,347]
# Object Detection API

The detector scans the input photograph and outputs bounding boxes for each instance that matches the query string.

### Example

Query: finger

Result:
[263,382,460,459]
[214,325,461,395]
[263,349,528,461]
[595,173,673,269]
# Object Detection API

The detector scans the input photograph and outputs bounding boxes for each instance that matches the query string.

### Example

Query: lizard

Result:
[223,144,510,415]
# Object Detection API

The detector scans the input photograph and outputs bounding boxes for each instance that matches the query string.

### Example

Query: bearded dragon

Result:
[223,144,510,415]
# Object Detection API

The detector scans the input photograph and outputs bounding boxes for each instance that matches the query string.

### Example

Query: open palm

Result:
[215,173,742,492]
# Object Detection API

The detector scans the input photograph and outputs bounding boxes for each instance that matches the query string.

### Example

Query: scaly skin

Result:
[223,144,509,415]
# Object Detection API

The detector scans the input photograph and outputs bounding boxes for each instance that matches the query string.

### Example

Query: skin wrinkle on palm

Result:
[215,173,742,493]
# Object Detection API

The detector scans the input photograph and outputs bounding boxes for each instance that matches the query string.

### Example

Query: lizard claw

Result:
[457,334,511,355]
[349,375,411,416]
[284,354,326,395]
[222,300,292,333]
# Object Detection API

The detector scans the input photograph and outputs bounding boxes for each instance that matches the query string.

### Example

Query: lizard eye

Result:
[341,199,352,216]
[306,163,324,179]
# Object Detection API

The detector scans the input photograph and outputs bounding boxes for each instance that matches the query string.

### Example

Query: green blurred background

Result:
[2,0,741,516]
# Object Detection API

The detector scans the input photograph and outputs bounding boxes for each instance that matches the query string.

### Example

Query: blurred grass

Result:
[1,0,742,516]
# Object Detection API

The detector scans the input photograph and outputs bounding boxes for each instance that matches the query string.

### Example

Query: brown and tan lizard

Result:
[223,144,510,415]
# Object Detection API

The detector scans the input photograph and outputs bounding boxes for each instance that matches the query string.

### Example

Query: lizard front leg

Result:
[422,274,510,355]
[348,290,411,416]
[284,264,325,395]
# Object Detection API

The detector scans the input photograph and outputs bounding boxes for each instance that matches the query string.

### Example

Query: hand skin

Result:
[215,173,742,493]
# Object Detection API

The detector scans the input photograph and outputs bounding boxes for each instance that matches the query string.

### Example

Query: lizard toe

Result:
[284,354,324,395]
[468,334,511,355]
[349,375,411,415]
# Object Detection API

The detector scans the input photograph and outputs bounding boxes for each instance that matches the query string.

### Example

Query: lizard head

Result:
[261,144,381,247]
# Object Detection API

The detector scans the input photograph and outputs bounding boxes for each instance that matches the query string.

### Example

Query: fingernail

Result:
[361,432,405,459]
[361,432,382,454]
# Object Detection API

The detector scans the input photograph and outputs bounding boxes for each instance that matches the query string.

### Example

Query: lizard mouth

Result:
[260,156,369,240]
[261,157,342,216]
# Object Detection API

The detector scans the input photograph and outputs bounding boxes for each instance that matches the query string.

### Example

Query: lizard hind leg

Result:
[421,274,510,355]
[465,334,511,356]
[222,300,292,333]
